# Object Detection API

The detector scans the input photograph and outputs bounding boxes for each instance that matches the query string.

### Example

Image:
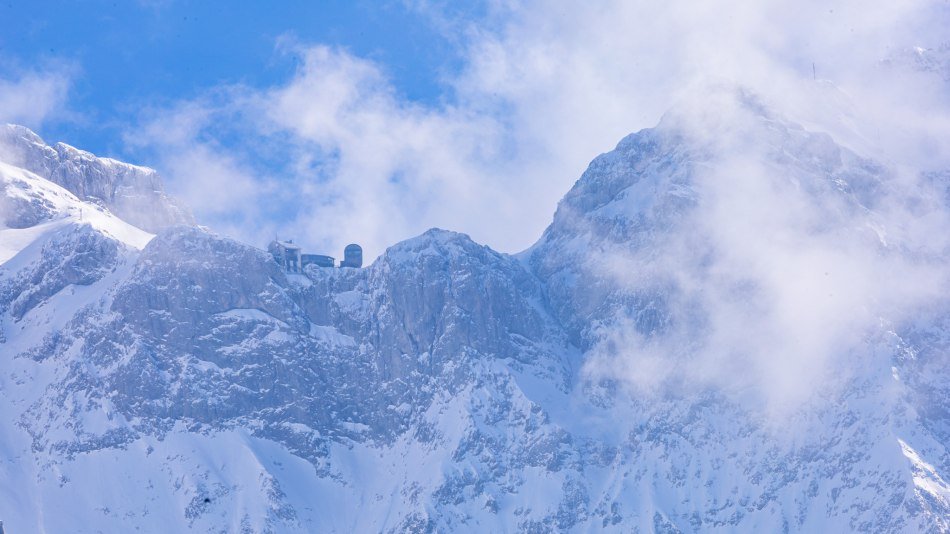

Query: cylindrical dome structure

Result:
[341,244,363,268]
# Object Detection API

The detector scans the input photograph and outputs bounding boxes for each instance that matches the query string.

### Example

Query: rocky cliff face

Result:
[0,124,193,232]
[0,90,947,532]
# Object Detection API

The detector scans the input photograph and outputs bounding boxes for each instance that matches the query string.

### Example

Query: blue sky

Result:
[0,1,471,156]
[0,1,946,260]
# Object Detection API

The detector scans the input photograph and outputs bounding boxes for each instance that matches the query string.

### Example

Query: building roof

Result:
[275,240,301,251]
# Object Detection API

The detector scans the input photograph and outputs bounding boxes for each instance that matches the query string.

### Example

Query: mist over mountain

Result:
[0,124,193,233]
[0,81,948,533]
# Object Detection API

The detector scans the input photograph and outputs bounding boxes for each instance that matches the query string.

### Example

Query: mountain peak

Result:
[0,123,45,145]
[0,124,194,233]
[380,227,492,262]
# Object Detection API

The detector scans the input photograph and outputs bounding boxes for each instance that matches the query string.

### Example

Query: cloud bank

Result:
[575,87,950,413]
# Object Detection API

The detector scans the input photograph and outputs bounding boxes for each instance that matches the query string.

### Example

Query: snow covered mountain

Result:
[0,124,193,233]
[0,88,948,533]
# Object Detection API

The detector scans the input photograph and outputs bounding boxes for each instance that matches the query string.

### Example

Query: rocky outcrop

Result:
[0,124,193,232]
[0,224,120,320]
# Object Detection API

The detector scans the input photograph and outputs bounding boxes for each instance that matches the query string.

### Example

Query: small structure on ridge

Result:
[268,240,362,271]
[268,240,303,272]
[302,253,335,268]
[340,244,363,268]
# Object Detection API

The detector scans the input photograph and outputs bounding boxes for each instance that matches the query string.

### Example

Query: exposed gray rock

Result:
[0,223,121,320]
[0,124,193,232]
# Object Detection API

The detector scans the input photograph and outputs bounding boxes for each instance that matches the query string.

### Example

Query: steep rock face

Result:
[0,178,58,229]
[520,89,950,532]
[0,124,193,232]
[15,224,579,528]
[525,123,693,349]
[526,89,891,350]
[356,229,569,377]
[21,227,349,459]
[0,224,119,320]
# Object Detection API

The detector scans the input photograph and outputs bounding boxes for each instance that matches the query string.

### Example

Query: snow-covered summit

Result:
[527,87,908,349]
[0,124,193,233]
[376,227,516,268]
[0,159,152,262]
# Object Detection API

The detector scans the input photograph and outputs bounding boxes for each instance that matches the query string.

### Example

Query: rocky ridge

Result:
[0,124,193,232]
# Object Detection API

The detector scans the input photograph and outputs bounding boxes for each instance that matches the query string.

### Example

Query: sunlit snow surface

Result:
[0,161,153,262]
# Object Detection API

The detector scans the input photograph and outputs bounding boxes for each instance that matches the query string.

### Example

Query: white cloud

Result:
[124,94,285,246]
[0,64,73,128]
[575,87,950,412]
[261,44,509,258]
